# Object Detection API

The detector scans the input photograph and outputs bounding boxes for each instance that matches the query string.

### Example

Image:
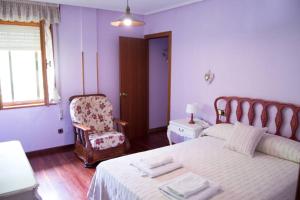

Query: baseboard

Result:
[26,144,74,158]
[148,126,167,134]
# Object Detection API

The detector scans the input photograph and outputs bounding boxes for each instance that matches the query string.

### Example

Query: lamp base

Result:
[189,113,195,124]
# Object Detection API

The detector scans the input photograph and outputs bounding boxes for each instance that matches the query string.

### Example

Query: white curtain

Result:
[45,22,61,103]
[0,0,61,103]
[0,0,60,24]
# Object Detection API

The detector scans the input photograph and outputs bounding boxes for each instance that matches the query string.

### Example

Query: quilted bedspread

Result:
[88,136,298,200]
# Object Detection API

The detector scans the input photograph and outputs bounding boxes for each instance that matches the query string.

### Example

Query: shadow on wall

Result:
[149,37,169,130]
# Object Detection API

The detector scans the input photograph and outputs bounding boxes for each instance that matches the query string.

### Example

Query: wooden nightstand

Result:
[167,119,209,145]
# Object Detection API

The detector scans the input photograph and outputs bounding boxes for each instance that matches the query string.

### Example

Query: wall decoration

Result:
[204,70,214,84]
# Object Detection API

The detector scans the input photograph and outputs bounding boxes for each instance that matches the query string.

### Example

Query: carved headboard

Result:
[214,96,300,141]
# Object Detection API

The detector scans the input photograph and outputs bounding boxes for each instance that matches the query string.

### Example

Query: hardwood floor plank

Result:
[28,132,168,200]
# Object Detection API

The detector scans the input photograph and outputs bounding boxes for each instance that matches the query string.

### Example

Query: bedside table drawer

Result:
[167,118,210,145]
[169,125,194,138]
[176,126,185,135]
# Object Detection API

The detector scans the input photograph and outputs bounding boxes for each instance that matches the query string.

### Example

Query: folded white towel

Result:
[160,184,220,200]
[140,156,173,169]
[166,172,209,198]
[159,174,221,200]
[130,161,182,178]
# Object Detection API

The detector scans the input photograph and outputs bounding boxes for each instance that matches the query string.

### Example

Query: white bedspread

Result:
[88,136,299,200]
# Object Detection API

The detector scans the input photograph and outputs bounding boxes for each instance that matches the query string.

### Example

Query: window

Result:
[0,20,49,109]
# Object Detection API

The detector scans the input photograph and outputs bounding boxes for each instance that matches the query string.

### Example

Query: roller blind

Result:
[0,24,40,50]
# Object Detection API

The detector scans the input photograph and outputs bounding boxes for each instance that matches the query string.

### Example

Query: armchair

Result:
[69,94,129,167]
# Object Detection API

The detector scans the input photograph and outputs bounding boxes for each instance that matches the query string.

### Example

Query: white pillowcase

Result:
[224,122,267,157]
[257,133,300,163]
[203,123,234,140]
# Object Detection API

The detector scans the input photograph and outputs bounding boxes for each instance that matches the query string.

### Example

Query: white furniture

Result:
[167,118,209,145]
[88,136,299,200]
[0,141,39,200]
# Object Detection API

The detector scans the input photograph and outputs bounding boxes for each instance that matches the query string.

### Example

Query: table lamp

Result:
[186,104,198,124]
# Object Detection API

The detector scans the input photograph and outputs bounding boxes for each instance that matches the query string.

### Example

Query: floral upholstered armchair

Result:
[69,94,129,167]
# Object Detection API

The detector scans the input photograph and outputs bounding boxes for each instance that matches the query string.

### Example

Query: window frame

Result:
[0,20,49,110]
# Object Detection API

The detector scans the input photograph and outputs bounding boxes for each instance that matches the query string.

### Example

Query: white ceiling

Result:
[35,0,204,15]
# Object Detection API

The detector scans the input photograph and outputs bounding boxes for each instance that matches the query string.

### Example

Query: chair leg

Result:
[125,139,130,152]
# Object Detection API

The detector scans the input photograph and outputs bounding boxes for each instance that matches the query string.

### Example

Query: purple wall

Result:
[149,38,169,129]
[1,0,300,151]
[144,0,300,125]
[97,9,144,117]
[0,5,143,152]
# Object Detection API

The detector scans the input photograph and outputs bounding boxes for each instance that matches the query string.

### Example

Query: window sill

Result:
[1,102,58,110]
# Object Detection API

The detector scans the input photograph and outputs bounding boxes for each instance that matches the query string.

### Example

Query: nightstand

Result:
[167,119,209,145]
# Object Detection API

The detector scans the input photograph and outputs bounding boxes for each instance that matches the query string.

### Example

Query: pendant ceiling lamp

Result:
[111,0,145,27]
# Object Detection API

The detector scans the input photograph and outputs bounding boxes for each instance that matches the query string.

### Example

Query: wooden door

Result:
[119,37,148,140]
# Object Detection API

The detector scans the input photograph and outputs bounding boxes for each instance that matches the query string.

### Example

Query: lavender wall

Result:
[0,5,143,152]
[1,0,300,151]
[144,0,300,126]
[149,38,169,129]
[97,9,144,117]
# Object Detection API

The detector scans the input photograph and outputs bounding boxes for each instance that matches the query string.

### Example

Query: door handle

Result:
[120,92,128,97]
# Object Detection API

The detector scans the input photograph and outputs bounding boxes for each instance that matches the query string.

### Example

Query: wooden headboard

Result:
[214,96,300,141]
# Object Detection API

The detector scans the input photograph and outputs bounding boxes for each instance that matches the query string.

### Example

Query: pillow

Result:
[257,133,300,163]
[224,122,267,157]
[203,123,234,140]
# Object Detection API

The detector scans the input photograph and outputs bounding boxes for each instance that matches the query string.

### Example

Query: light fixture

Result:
[217,109,226,123]
[186,103,198,124]
[111,0,145,27]
[204,70,215,84]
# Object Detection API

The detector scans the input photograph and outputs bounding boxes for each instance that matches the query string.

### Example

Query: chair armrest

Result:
[72,123,92,150]
[114,119,128,127]
[113,119,128,135]
[73,123,91,132]
[114,118,130,150]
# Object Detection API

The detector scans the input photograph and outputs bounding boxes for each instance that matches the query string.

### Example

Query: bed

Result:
[88,96,300,200]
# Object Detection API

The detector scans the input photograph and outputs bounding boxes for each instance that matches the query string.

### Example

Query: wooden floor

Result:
[28,132,168,200]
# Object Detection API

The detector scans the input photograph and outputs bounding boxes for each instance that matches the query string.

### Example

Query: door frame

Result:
[144,31,172,131]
